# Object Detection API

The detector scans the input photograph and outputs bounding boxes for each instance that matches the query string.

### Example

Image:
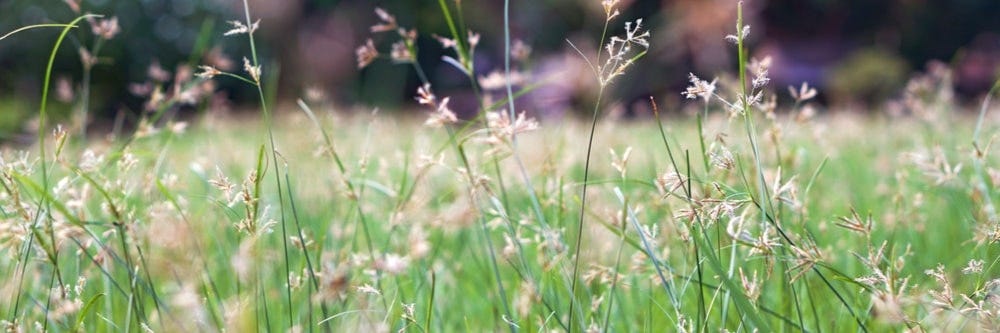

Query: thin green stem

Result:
[504,0,550,231]
[972,80,1000,224]
[240,0,294,328]
[734,3,867,331]
[11,14,94,323]
[425,271,436,333]
[296,101,386,311]
[602,169,632,332]
[78,37,106,138]
[569,85,604,332]
[0,23,79,41]
[436,0,468,69]
[444,123,517,332]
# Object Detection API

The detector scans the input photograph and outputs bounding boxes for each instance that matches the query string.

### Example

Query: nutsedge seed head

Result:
[790,82,818,102]
[88,16,120,40]
[195,65,223,79]
[356,39,379,69]
[683,73,717,102]
[370,7,398,33]
[242,57,261,83]
[224,19,260,36]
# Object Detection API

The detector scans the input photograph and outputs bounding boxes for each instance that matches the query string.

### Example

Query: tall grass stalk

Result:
[568,83,604,332]
[971,79,1000,223]
[565,7,652,328]
[233,0,299,328]
[75,166,153,327]
[733,2,771,246]
[496,3,580,329]
[76,34,105,138]
[652,100,746,329]
[0,24,79,41]
[503,0,548,230]
[295,101,386,314]
[417,3,537,330]
[601,189,628,332]
[732,2,866,330]
[7,15,94,325]
[442,123,517,332]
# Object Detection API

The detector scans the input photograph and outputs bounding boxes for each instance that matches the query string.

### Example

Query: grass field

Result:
[3,1,1000,332]
[3,106,1000,332]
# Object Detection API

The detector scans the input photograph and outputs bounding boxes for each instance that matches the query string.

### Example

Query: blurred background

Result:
[0,0,998,138]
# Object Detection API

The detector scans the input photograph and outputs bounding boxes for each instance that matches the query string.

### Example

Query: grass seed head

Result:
[242,57,261,83]
[355,39,378,69]
[148,60,171,82]
[195,65,223,79]
[739,268,761,302]
[599,19,650,85]
[790,82,818,102]
[683,73,717,102]
[424,97,457,128]
[511,39,532,62]
[375,253,410,275]
[224,19,260,36]
[390,40,413,63]
[749,56,772,88]
[962,259,985,275]
[87,16,120,40]
[370,7,398,33]
[725,24,750,44]
[609,146,632,178]
[836,208,874,236]
[602,0,621,19]
[63,0,80,13]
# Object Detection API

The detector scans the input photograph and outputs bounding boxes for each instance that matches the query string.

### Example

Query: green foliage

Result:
[2,106,998,331]
[828,48,910,104]
[0,97,33,139]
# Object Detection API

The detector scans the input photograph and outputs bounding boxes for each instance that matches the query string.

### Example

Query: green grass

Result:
[3,1,1000,332]
[2,108,999,332]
